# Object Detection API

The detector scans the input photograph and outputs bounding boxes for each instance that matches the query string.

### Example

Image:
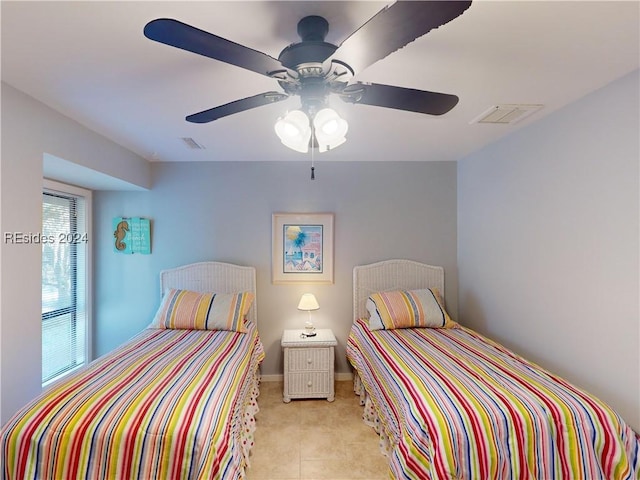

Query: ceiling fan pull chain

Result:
[310,130,316,180]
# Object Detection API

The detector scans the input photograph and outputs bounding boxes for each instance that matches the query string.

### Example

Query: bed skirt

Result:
[352,372,395,464]
[238,370,261,474]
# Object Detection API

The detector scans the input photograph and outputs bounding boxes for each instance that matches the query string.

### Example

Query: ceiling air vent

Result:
[181,137,206,150]
[470,104,543,125]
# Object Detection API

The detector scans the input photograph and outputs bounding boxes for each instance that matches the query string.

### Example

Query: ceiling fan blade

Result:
[332,1,472,74]
[186,92,289,123]
[144,18,285,77]
[340,82,459,116]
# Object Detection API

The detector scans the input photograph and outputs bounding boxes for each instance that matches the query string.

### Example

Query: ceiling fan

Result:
[144,1,472,153]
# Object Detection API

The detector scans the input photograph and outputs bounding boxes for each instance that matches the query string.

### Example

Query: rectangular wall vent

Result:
[470,104,543,125]
[181,137,206,149]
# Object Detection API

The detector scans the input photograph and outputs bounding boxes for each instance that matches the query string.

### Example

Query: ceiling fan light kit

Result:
[274,106,349,154]
[144,1,472,168]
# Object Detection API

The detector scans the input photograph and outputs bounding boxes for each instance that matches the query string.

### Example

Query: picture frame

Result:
[272,213,334,284]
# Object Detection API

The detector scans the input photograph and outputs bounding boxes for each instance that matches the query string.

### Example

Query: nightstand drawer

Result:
[286,372,332,396]
[287,347,332,372]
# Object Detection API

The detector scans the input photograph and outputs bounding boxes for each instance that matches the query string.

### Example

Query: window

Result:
[42,181,91,385]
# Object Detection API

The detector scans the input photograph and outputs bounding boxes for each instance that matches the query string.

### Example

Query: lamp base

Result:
[301,330,317,337]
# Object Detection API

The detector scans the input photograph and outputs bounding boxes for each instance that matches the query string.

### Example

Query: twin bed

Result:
[3,259,639,479]
[347,259,640,479]
[1,261,264,480]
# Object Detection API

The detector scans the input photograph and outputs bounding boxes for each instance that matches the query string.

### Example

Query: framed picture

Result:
[272,213,334,284]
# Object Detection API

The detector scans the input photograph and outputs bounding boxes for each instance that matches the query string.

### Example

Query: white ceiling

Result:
[2,1,639,164]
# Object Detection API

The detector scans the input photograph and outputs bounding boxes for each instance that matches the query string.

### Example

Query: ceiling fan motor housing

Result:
[278,15,338,71]
[278,41,337,71]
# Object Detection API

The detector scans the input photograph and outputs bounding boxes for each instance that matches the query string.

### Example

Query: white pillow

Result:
[366,297,385,330]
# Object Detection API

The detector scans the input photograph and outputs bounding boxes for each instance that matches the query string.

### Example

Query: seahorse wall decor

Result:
[114,220,129,251]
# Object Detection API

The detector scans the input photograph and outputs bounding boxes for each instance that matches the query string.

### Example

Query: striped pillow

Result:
[366,288,456,330]
[151,289,254,332]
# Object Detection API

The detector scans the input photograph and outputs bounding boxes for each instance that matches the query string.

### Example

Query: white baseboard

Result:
[259,374,283,382]
[260,372,353,382]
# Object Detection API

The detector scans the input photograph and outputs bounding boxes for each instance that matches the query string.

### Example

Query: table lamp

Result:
[298,293,319,337]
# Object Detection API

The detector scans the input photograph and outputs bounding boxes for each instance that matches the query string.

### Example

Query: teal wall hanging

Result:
[113,217,151,254]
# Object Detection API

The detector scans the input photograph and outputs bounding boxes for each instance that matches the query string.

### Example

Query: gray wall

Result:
[94,161,458,377]
[0,83,150,424]
[458,70,639,431]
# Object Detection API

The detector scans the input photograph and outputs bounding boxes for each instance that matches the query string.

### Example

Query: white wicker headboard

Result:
[159,261,257,324]
[353,259,445,322]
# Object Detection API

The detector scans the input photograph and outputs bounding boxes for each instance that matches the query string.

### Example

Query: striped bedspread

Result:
[347,318,640,479]
[1,322,264,480]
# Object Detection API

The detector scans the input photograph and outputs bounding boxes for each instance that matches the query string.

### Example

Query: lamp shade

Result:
[275,110,311,153]
[297,293,319,311]
[313,108,348,152]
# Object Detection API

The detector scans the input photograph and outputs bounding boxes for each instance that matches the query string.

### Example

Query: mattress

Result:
[347,318,640,479]
[1,321,264,480]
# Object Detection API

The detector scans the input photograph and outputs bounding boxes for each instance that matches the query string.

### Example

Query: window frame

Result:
[42,179,92,386]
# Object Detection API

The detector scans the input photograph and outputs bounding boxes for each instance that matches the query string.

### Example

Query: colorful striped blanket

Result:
[347,318,640,479]
[1,323,264,480]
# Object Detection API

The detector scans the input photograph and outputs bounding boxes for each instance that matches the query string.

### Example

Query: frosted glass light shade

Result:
[275,110,311,153]
[313,108,348,152]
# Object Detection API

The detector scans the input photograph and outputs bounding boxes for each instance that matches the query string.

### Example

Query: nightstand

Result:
[281,329,337,403]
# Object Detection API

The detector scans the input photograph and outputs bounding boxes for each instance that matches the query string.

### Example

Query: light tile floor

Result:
[245,381,389,480]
